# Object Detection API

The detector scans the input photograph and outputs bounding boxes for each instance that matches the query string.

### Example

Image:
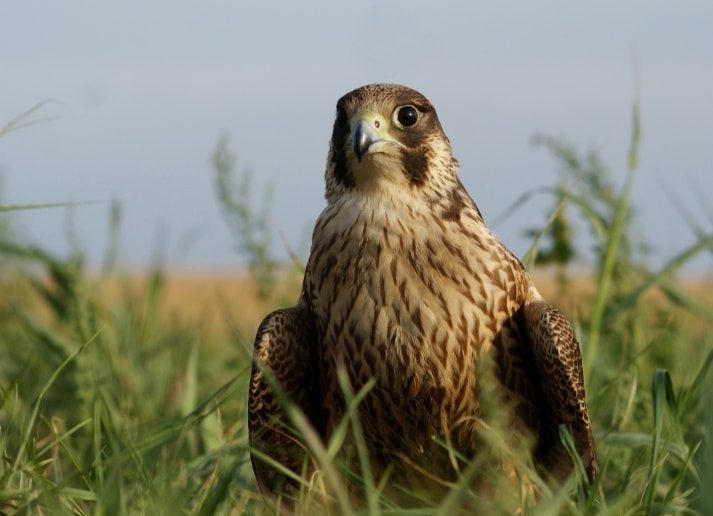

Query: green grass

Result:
[1,101,713,514]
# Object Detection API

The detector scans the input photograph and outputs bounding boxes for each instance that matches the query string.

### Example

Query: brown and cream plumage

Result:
[248,84,597,496]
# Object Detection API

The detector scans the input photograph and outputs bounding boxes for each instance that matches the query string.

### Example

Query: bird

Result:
[248,84,598,499]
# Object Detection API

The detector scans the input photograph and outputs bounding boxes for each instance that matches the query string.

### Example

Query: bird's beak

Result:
[351,112,393,161]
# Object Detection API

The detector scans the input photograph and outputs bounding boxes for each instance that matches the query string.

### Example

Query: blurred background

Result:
[2,1,712,271]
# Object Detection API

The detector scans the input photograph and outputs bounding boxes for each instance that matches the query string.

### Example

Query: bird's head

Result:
[325,84,458,202]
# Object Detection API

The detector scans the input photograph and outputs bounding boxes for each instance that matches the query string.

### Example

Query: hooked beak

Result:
[351,113,394,161]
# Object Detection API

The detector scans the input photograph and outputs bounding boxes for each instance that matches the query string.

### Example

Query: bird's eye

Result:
[335,109,348,130]
[394,105,420,129]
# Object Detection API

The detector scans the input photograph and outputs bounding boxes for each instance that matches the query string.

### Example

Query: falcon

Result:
[248,84,598,498]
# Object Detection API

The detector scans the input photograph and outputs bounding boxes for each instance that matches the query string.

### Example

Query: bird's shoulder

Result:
[518,291,598,481]
[250,301,320,414]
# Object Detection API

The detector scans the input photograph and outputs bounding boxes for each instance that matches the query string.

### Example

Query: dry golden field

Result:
[90,268,302,338]
[91,267,713,340]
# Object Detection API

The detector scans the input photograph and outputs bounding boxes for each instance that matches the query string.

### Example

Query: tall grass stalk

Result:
[587,90,641,365]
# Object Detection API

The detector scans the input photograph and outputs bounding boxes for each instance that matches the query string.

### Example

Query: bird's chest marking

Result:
[307,205,518,402]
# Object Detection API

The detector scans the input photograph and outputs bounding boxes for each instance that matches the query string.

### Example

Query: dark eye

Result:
[394,105,420,129]
[335,108,348,130]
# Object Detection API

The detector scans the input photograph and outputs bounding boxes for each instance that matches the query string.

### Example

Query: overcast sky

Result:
[2,2,712,272]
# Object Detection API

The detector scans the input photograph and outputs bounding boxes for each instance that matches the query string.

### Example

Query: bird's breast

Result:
[306,197,523,399]
[304,196,530,456]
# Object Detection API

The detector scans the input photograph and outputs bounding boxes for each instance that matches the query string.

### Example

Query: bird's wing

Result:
[521,299,598,483]
[248,302,322,495]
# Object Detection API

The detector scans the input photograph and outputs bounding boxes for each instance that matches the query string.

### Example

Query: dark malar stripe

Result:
[400,147,429,186]
[329,116,354,187]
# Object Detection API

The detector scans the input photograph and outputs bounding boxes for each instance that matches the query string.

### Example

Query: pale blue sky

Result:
[2,2,712,271]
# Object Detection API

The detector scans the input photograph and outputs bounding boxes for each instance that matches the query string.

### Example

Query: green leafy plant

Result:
[212,134,278,301]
